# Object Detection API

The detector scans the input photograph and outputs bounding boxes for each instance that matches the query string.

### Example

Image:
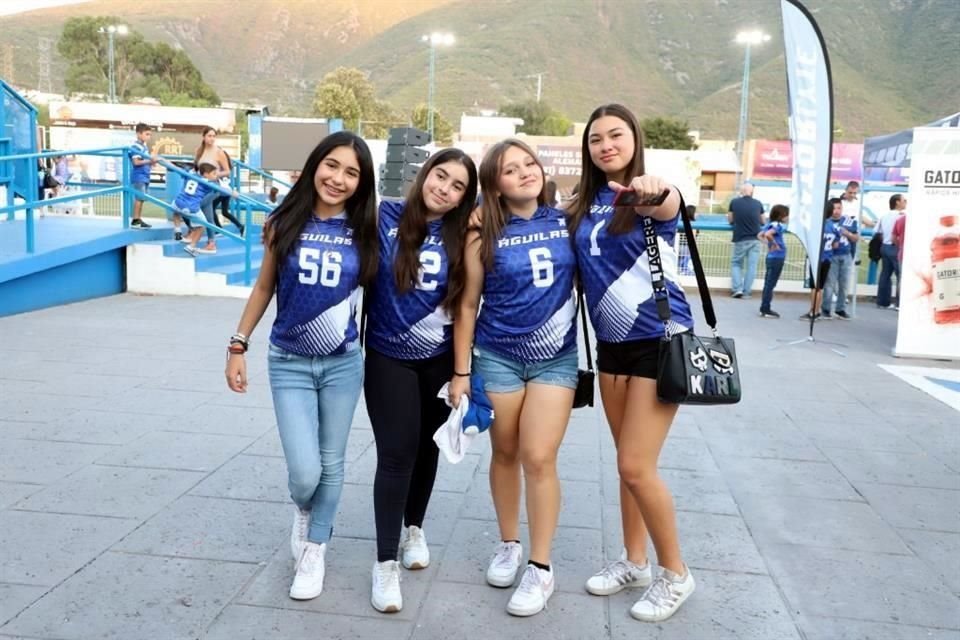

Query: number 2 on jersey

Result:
[417,249,442,291]
[298,248,342,287]
[529,248,554,288]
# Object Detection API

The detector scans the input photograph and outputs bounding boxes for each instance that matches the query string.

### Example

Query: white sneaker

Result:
[486,541,523,587]
[506,564,555,617]
[400,525,430,570]
[585,558,653,596]
[630,566,696,622]
[371,560,403,613]
[289,541,326,600]
[291,508,310,561]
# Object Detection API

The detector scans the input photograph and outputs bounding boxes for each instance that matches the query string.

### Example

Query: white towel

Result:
[432,382,477,464]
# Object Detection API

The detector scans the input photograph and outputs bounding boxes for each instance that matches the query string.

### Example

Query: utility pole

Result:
[526,72,546,102]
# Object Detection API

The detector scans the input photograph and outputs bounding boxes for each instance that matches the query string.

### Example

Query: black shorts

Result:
[597,338,662,379]
[816,260,831,290]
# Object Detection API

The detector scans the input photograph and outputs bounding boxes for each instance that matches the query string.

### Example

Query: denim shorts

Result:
[131,182,147,195]
[472,346,578,393]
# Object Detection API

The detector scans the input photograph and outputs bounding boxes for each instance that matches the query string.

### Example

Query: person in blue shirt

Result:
[758,204,790,318]
[451,139,578,618]
[802,198,841,320]
[174,163,219,255]
[821,196,860,319]
[128,123,157,229]
[364,148,478,613]
[225,131,378,602]
[567,104,695,623]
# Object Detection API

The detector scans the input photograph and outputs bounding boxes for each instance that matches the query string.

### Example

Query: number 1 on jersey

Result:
[589,219,606,256]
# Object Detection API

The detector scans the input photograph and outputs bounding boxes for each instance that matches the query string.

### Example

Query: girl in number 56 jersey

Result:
[363,149,478,613]
[569,104,695,622]
[225,132,378,602]
[451,139,578,617]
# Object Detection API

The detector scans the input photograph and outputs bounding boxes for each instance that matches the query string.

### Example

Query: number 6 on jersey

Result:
[298,248,342,287]
[529,248,554,288]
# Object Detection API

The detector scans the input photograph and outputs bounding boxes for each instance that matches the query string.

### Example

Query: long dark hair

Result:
[265,131,379,285]
[193,126,217,166]
[824,197,842,220]
[568,103,646,237]
[477,139,546,271]
[394,148,478,315]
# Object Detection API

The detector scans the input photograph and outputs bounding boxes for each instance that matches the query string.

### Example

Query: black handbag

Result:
[642,195,741,405]
[42,172,60,189]
[573,284,595,408]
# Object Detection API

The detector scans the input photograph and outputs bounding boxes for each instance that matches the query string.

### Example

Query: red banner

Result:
[751,140,866,182]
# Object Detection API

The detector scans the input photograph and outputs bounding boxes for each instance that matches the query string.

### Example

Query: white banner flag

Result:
[780,0,833,276]
[894,127,960,360]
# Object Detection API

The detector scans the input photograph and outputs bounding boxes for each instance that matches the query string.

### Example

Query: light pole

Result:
[525,72,546,102]
[421,32,454,141]
[98,24,128,103]
[734,29,770,187]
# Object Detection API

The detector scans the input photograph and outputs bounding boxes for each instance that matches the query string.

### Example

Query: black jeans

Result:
[212,195,243,233]
[760,257,785,312]
[364,347,452,562]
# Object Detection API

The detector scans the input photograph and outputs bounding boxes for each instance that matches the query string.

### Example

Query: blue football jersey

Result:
[270,212,362,356]
[836,215,859,256]
[129,140,151,184]
[366,200,452,360]
[821,219,839,263]
[573,186,694,342]
[763,221,787,259]
[474,206,577,363]
[173,174,213,212]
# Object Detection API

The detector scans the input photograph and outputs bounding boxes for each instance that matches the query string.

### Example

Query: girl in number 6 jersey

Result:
[451,139,578,617]
[364,149,478,613]
[225,131,378,602]
[569,104,696,622]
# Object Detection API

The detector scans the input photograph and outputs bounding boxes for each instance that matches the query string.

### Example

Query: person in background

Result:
[175,163,221,255]
[193,127,231,252]
[129,123,157,229]
[758,204,790,318]
[211,150,245,237]
[268,186,281,206]
[822,196,859,320]
[544,179,559,208]
[802,199,841,321]
[876,194,906,310]
[727,182,766,298]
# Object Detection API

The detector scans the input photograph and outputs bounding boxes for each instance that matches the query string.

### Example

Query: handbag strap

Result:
[577,282,594,372]
[641,191,718,333]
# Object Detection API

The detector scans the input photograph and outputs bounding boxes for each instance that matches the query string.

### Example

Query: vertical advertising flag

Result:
[780,0,833,278]
[894,127,960,360]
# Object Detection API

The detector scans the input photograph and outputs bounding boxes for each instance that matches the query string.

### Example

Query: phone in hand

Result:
[612,187,671,208]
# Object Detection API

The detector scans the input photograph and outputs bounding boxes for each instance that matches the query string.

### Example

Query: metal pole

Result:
[427,43,436,141]
[107,30,116,103]
[735,43,751,188]
[536,73,542,102]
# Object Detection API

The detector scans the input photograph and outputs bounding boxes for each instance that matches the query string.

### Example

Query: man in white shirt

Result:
[876,194,906,309]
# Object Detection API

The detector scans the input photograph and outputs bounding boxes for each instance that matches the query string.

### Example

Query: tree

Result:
[499,100,572,136]
[640,116,696,150]
[57,16,219,105]
[311,67,398,136]
[411,104,454,144]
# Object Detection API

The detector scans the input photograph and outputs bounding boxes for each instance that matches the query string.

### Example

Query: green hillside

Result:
[2,0,956,140]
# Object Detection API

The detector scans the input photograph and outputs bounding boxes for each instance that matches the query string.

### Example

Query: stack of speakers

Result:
[379,127,431,199]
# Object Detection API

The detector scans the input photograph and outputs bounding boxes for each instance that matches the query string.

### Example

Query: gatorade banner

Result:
[780,0,834,277]
[894,127,960,360]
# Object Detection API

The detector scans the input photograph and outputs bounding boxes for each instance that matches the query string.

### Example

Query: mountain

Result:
[2,0,957,141]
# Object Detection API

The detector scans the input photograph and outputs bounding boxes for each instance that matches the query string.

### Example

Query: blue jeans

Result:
[199,191,218,241]
[268,343,363,544]
[823,252,854,314]
[760,257,785,313]
[730,239,761,295]
[877,244,900,307]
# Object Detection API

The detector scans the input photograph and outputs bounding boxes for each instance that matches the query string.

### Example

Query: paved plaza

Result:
[0,292,958,640]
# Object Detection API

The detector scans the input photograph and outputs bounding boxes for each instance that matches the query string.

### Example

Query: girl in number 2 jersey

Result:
[225,132,378,602]
[364,149,478,613]
[451,139,578,617]
[569,104,696,622]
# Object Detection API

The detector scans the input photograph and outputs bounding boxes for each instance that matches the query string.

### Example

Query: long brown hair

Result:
[193,126,217,166]
[477,139,546,271]
[393,148,478,315]
[264,132,379,286]
[568,103,646,237]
